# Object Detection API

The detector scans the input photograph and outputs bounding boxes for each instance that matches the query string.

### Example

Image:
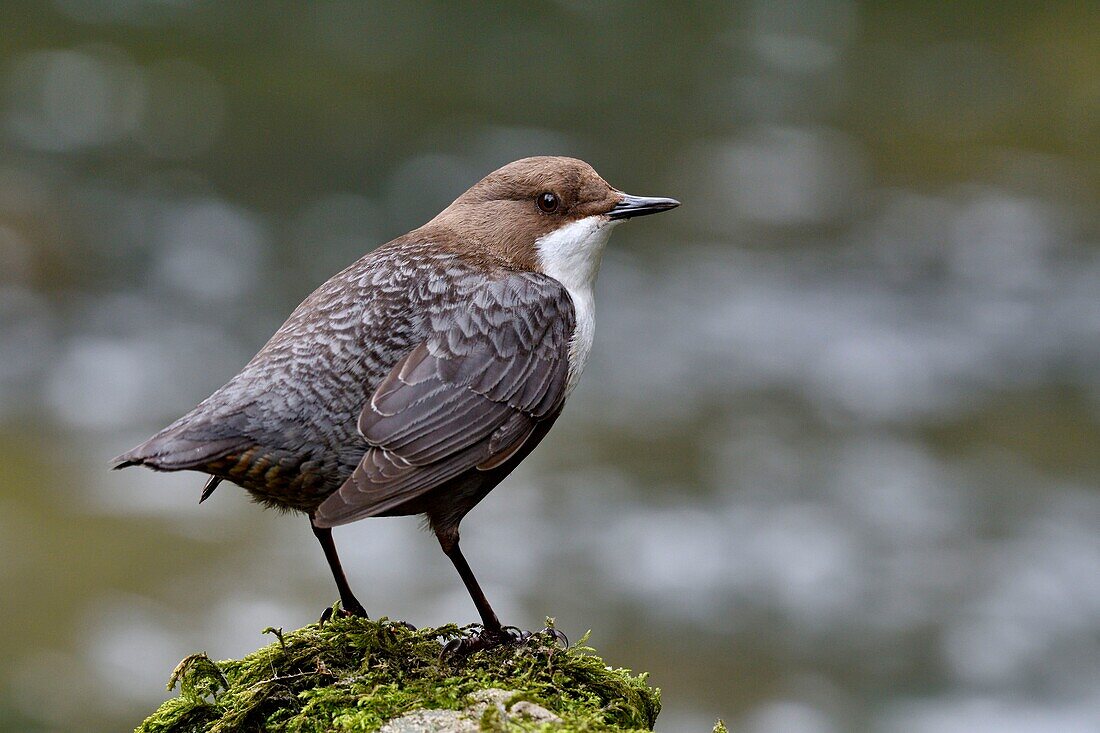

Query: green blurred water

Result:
[0,2,1098,732]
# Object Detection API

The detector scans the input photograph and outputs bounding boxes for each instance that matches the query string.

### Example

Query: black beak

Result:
[607,193,681,220]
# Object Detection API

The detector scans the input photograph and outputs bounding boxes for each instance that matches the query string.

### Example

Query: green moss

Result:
[136,615,660,733]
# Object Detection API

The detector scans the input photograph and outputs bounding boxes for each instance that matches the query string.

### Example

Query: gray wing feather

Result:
[315,273,574,527]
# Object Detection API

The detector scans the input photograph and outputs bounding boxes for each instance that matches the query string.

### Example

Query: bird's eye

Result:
[537,192,559,213]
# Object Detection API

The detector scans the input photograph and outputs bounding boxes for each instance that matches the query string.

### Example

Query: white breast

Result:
[534,215,621,394]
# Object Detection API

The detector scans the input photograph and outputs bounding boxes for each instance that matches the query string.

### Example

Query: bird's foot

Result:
[318,600,368,624]
[441,625,521,657]
[535,625,569,647]
[440,624,568,658]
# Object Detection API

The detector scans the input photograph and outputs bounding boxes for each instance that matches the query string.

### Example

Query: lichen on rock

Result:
[376,688,562,733]
[136,615,661,733]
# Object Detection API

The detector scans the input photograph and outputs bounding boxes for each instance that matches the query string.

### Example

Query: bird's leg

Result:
[436,526,523,655]
[440,533,502,632]
[310,520,367,618]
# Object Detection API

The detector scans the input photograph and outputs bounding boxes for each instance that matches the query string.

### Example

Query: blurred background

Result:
[1,1,1098,731]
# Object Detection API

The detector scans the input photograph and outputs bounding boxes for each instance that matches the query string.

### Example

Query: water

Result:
[0,2,1098,731]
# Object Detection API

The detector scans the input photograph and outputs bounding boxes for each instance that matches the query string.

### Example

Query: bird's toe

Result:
[318,601,369,624]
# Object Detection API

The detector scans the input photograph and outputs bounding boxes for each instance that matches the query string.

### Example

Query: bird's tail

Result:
[112,421,242,473]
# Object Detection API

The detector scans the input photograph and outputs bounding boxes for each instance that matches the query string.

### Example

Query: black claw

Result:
[343,601,368,618]
[539,627,569,647]
[440,637,467,660]
[437,623,563,660]
[500,625,528,642]
[319,602,367,624]
[439,626,514,659]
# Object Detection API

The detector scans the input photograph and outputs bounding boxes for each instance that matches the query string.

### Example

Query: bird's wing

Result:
[314,272,574,527]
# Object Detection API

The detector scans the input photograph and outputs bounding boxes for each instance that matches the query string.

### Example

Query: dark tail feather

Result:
[199,476,223,503]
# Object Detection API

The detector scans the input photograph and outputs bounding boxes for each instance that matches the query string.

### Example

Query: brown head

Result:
[418,156,679,273]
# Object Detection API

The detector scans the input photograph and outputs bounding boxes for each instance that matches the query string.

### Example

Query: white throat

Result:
[534,215,620,394]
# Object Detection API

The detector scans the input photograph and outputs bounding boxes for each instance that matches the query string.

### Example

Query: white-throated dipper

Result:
[114,156,679,650]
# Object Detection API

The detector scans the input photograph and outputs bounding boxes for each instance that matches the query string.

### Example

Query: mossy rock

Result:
[137,615,661,733]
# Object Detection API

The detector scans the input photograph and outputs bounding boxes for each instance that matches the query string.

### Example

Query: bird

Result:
[113,156,679,649]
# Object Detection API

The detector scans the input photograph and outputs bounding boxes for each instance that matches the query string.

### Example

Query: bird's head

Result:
[423,156,679,279]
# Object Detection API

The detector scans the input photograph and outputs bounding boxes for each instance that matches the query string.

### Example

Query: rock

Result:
[135,616,661,732]
[378,688,564,733]
[378,708,478,733]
